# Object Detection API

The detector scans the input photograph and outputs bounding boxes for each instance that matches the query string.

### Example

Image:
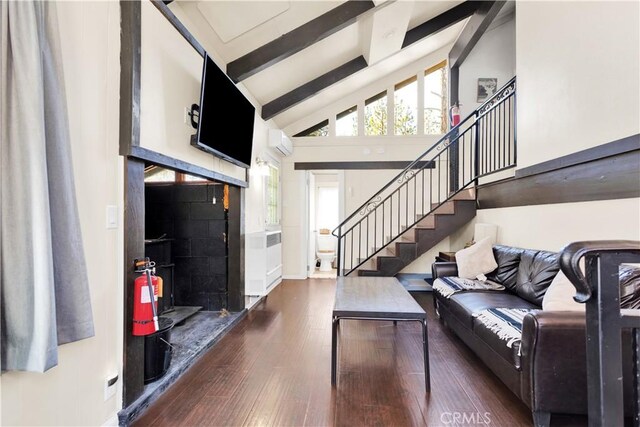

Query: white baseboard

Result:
[282,274,307,280]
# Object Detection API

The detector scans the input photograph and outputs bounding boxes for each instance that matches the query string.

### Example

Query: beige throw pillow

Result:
[542,270,585,312]
[455,237,498,280]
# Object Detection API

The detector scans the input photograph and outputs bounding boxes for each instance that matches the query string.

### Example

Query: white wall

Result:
[459,14,515,116]
[455,1,640,252]
[474,199,640,252]
[1,2,123,425]
[516,1,639,168]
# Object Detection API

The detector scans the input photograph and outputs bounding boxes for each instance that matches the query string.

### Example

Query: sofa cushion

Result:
[455,237,498,280]
[515,250,559,305]
[443,291,539,330]
[486,245,525,292]
[542,270,584,312]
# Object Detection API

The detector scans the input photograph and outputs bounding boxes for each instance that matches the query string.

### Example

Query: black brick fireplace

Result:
[145,183,228,311]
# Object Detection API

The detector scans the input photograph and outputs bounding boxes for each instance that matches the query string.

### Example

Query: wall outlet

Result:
[184,106,191,125]
[104,374,118,401]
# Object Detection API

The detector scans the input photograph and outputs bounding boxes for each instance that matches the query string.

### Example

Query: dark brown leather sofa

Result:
[432,245,637,427]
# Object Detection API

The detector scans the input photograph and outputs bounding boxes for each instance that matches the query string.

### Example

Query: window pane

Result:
[394,76,417,135]
[336,106,357,136]
[266,165,279,225]
[316,187,339,230]
[183,173,206,182]
[294,120,329,137]
[364,91,387,136]
[424,62,448,134]
[144,167,175,183]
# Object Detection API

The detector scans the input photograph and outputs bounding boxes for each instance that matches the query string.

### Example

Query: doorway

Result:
[307,171,342,279]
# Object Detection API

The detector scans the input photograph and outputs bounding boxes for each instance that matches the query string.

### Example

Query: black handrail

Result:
[334,77,517,275]
[559,241,640,427]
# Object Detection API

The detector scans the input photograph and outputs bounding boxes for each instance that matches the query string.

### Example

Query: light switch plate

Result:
[104,374,118,401]
[106,205,118,229]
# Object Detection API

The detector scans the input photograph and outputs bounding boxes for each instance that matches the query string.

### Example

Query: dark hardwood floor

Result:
[133,279,578,427]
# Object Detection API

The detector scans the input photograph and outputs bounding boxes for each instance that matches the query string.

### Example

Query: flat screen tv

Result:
[191,53,255,168]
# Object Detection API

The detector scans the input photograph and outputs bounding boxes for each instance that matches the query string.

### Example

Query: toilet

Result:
[316,229,336,272]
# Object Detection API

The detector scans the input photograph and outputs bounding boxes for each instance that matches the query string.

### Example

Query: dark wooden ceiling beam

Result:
[262,56,367,121]
[228,0,375,83]
[449,1,506,68]
[262,1,480,120]
[402,1,480,48]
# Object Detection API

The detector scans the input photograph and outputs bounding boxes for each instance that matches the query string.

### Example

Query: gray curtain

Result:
[0,1,94,372]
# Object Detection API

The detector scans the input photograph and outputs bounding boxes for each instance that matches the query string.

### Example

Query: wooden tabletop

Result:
[333,277,426,319]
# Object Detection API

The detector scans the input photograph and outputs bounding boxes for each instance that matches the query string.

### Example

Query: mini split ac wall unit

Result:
[268,129,293,157]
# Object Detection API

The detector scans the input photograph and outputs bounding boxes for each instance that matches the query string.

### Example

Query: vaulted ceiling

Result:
[170,1,495,129]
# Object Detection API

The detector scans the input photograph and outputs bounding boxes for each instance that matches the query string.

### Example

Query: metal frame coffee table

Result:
[331,276,430,391]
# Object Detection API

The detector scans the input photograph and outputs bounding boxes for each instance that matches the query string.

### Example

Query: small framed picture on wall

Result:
[477,78,498,102]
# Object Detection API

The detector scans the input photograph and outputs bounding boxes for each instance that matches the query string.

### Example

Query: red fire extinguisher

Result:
[450,102,461,128]
[133,258,160,336]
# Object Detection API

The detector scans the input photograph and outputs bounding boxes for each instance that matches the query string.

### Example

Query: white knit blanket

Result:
[474,308,533,351]
[433,276,505,298]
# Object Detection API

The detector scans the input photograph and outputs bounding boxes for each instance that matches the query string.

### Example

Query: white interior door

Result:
[307,172,316,277]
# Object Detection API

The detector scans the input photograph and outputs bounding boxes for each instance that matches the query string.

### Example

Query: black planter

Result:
[144,317,175,384]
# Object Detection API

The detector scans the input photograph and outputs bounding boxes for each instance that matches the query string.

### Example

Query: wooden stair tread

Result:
[431,201,455,215]
[451,188,476,201]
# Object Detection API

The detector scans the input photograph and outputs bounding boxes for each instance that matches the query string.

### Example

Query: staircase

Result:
[333,77,517,277]
[357,189,476,276]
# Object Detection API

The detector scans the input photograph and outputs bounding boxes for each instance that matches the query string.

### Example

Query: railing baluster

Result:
[474,114,479,181]
[366,216,369,259]
[397,190,400,238]
[514,90,518,165]
[350,232,353,271]
[446,147,449,199]
[429,166,433,208]
[422,168,425,218]
[500,99,507,167]
[509,96,512,165]
[374,208,377,254]
[495,107,500,170]
[405,182,409,229]
[492,108,496,172]
[382,200,385,247]
[390,194,393,243]
[486,114,490,174]
[489,110,493,173]
[462,132,465,184]
[412,176,418,217]
[358,223,361,266]
[438,156,441,204]
[489,110,496,172]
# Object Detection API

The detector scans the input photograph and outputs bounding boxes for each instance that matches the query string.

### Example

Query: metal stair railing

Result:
[333,77,517,276]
